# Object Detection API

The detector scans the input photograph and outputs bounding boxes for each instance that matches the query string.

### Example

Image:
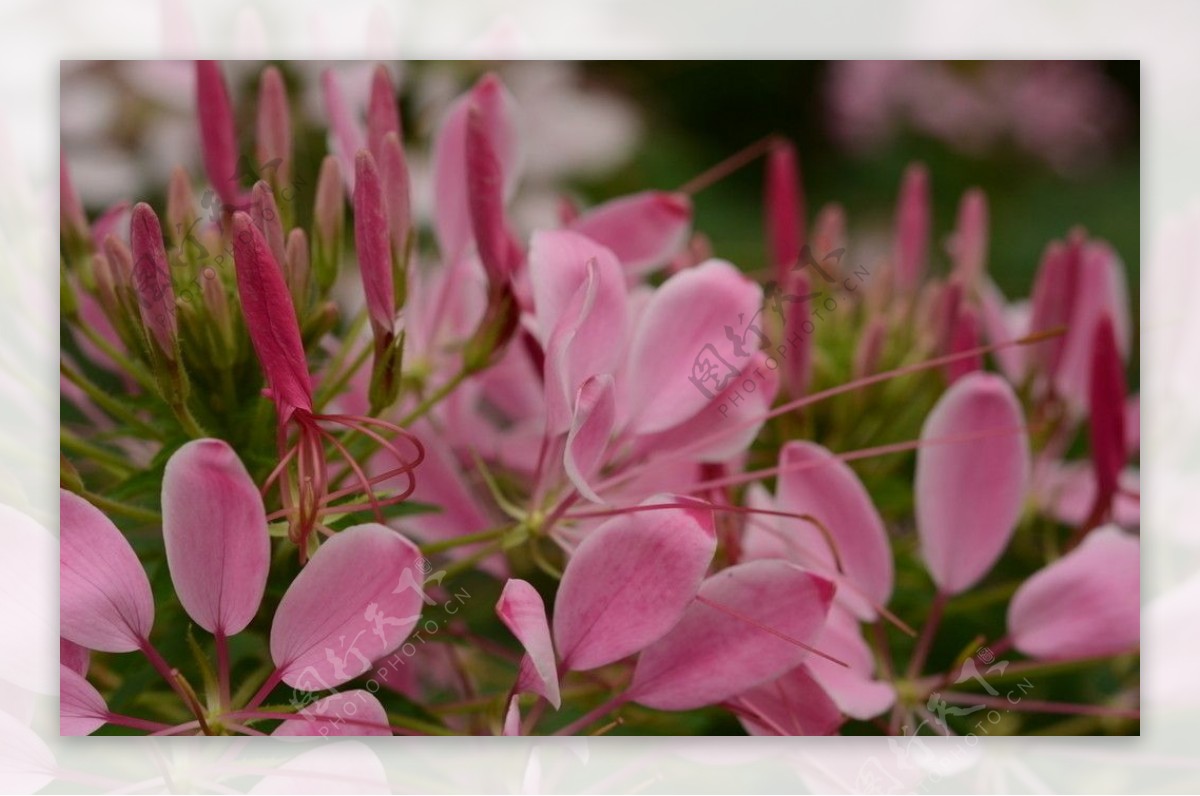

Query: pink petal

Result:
[1008,526,1139,660]
[623,259,763,434]
[1027,239,1077,383]
[892,163,930,292]
[552,497,716,671]
[60,666,107,736]
[804,606,895,719]
[563,375,616,504]
[1088,314,1128,513]
[916,373,1030,594]
[162,439,269,636]
[635,351,779,464]
[272,690,391,736]
[270,524,424,690]
[503,696,522,736]
[61,638,90,677]
[733,666,843,736]
[431,74,518,265]
[496,579,560,708]
[627,560,835,711]
[130,202,177,357]
[569,190,692,276]
[60,490,154,652]
[775,441,893,619]
[232,211,313,418]
[366,65,402,162]
[354,150,396,338]
[764,140,805,286]
[195,60,241,207]
[1125,394,1140,454]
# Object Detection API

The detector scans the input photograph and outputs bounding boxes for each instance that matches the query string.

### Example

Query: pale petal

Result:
[627,560,834,711]
[272,690,391,736]
[496,579,560,708]
[60,665,107,736]
[733,666,842,736]
[270,524,423,689]
[552,497,716,671]
[1008,526,1139,660]
[569,190,692,276]
[915,373,1030,594]
[162,438,269,636]
[60,490,154,652]
[623,259,763,434]
[563,375,616,504]
[775,441,893,619]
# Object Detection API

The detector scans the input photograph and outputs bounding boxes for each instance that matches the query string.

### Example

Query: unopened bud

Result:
[256,66,293,193]
[251,181,286,266]
[166,166,197,249]
[130,203,179,363]
[312,155,344,293]
[284,227,312,314]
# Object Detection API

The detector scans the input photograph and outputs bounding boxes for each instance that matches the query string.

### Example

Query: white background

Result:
[2,0,1197,792]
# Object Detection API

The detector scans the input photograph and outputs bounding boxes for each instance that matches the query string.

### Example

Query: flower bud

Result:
[251,180,286,267]
[284,227,311,314]
[312,155,344,293]
[256,66,292,194]
[166,166,197,250]
[130,203,179,362]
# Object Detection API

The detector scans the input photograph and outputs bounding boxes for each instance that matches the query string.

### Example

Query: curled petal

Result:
[272,690,391,736]
[60,666,108,736]
[552,497,716,671]
[775,441,893,619]
[564,375,616,504]
[1008,526,1139,660]
[162,439,269,636]
[496,579,560,708]
[569,190,692,276]
[916,373,1030,594]
[270,524,424,689]
[628,560,835,711]
[60,490,153,652]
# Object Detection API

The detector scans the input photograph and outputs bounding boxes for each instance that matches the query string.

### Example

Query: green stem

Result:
[437,540,506,581]
[172,401,207,439]
[73,321,157,393]
[419,526,511,555]
[400,367,472,427]
[61,431,134,476]
[61,362,166,440]
[81,490,161,524]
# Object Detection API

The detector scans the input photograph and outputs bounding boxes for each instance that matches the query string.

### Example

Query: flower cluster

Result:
[59,60,1138,736]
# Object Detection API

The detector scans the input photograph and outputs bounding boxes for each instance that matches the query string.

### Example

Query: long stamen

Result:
[678,134,779,196]
[317,425,384,521]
